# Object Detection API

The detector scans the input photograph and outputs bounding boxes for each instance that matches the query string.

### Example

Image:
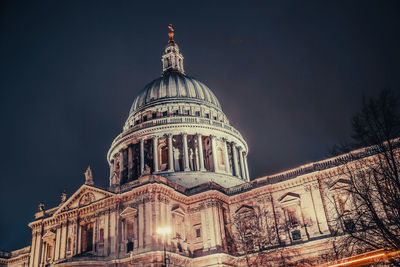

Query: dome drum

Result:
[108,125,249,188]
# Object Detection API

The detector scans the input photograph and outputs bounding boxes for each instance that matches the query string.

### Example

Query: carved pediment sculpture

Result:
[79,192,95,207]
[54,185,115,215]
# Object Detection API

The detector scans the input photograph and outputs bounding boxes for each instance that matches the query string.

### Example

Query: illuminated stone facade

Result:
[2,31,386,267]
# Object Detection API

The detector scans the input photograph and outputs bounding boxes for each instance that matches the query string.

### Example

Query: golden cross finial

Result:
[168,24,174,43]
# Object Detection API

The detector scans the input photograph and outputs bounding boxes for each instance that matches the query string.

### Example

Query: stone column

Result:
[182,133,190,171]
[109,161,114,186]
[140,138,144,175]
[128,145,133,180]
[211,135,218,172]
[244,154,250,181]
[167,134,174,172]
[197,134,205,171]
[152,136,159,173]
[55,226,61,260]
[138,203,144,249]
[222,139,230,174]
[119,149,124,182]
[239,147,245,180]
[232,143,240,178]
[29,232,37,267]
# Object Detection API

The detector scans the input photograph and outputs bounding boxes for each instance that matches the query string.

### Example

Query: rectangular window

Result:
[195,111,200,116]
[205,114,210,118]
[152,112,157,119]
[174,110,179,115]
[162,111,168,117]
[143,116,148,122]
[184,110,190,115]
[213,116,217,120]
[135,120,140,125]
[291,230,301,241]
[196,228,201,238]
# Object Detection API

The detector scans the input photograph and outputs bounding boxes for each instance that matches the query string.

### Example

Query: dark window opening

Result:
[135,120,140,125]
[213,116,217,120]
[184,110,190,115]
[196,228,201,238]
[99,228,104,243]
[205,114,210,118]
[195,111,200,116]
[127,241,134,252]
[143,116,148,122]
[174,110,179,115]
[152,112,157,119]
[81,223,93,253]
[344,219,355,233]
[162,111,168,117]
[291,230,301,241]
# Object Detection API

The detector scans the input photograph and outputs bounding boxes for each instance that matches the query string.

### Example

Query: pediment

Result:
[278,192,300,203]
[42,230,56,241]
[235,204,254,214]
[329,179,351,191]
[55,185,115,215]
[172,206,185,217]
[120,207,137,218]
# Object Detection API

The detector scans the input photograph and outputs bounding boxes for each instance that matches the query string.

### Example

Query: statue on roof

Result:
[60,190,67,203]
[84,165,94,185]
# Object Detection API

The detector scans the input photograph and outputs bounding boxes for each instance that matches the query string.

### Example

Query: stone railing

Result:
[112,116,243,146]
[225,139,400,196]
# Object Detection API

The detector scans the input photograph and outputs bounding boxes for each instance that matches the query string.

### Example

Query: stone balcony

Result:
[112,115,245,147]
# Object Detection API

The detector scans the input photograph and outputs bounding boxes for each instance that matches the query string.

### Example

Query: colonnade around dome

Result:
[109,132,249,189]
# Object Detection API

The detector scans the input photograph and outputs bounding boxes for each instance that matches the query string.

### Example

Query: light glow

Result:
[328,252,385,267]
[156,226,171,236]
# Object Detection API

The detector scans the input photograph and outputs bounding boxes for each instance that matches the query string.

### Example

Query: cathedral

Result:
[1,27,392,267]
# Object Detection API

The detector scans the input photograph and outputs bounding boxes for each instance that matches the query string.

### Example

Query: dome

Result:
[108,26,249,189]
[129,72,222,116]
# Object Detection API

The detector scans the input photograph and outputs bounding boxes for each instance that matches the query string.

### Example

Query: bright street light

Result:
[156,226,171,267]
[156,226,171,236]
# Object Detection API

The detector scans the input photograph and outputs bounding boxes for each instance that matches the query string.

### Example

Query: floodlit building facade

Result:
[1,29,388,267]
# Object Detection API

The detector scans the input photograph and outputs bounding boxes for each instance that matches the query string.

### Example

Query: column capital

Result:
[182,132,188,137]
[152,135,159,140]
[210,135,216,140]
[221,137,228,142]
[165,133,173,138]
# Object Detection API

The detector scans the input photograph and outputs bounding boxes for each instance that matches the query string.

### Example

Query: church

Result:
[0,27,390,267]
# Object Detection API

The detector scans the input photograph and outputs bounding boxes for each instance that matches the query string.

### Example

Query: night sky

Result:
[1,0,399,251]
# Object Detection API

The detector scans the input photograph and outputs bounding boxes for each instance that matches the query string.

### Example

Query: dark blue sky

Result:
[1,0,399,251]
